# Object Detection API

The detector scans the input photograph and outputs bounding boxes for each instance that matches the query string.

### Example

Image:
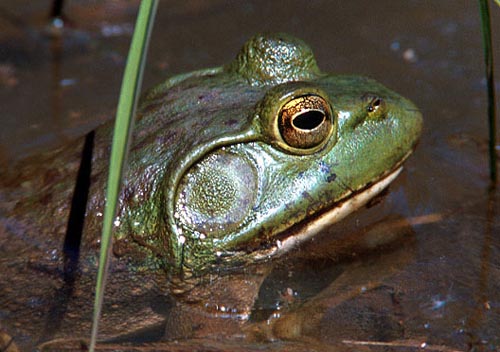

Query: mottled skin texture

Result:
[0,33,422,348]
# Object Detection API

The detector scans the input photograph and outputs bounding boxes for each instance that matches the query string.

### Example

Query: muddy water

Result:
[1,0,499,351]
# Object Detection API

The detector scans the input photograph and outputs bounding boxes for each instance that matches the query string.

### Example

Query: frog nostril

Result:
[368,98,381,112]
[362,93,386,118]
[292,110,325,130]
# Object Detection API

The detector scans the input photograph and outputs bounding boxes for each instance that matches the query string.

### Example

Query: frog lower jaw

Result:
[253,165,404,261]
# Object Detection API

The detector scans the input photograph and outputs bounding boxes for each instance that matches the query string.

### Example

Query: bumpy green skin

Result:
[100,33,423,287]
[225,34,321,86]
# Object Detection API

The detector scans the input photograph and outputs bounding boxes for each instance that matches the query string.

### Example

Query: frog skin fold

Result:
[2,33,422,296]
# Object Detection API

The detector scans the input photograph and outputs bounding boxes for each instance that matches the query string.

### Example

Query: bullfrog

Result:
[0,33,422,348]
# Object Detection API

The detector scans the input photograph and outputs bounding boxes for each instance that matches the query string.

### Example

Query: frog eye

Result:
[362,94,387,119]
[278,95,333,149]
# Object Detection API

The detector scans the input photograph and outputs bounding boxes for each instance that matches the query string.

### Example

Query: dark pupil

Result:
[293,110,325,130]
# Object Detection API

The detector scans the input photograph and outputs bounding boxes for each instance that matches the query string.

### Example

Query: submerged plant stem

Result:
[50,0,64,19]
[89,1,158,351]
[478,0,498,186]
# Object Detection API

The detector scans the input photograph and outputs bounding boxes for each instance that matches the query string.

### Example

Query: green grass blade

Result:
[89,1,158,351]
[478,0,498,186]
[494,0,500,7]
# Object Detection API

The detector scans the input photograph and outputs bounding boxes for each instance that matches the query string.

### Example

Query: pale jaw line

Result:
[255,166,403,260]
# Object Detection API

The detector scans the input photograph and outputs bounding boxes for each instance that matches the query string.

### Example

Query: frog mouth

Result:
[252,161,406,261]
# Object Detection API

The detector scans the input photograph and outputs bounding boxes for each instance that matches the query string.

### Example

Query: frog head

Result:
[111,33,422,291]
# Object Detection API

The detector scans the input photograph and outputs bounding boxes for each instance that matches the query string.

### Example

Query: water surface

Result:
[0,1,499,351]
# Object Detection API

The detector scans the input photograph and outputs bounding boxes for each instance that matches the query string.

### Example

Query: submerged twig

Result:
[478,0,498,186]
[343,339,464,352]
[49,0,64,19]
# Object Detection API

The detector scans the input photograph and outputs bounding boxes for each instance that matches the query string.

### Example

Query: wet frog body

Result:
[92,33,423,290]
[1,33,422,290]
[0,33,421,347]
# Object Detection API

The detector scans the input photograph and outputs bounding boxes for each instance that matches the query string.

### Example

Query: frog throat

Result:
[252,165,404,261]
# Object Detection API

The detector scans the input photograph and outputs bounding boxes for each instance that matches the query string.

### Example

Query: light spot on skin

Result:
[338,111,350,123]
